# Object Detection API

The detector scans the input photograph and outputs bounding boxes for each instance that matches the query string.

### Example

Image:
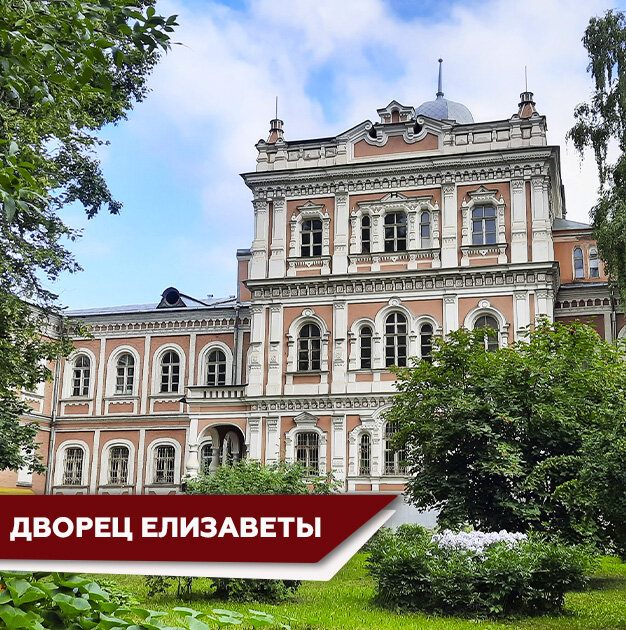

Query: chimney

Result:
[267,118,284,143]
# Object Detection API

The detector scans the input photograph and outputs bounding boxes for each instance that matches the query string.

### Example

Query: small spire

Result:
[436,58,444,98]
[267,97,284,143]
[517,68,537,118]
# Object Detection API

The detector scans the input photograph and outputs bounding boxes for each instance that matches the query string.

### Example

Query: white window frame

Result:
[588,246,600,278]
[98,438,135,487]
[54,440,89,487]
[145,438,182,486]
[573,246,585,279]
[284,413,327,475]
[464,302,509,349]
[151,343,186,395]
[289,201,331,258]
[286,309,330,373]
[197,341,233,386]
[63,349,97,399]
[348,317,377,370]
[106,346,141,397]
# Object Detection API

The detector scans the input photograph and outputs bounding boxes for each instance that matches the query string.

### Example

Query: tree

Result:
[568,9,626,300]
[0,0,177,471]
[388,320,626,554]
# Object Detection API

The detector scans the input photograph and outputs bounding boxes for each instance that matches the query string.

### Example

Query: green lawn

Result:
[92,554,626,630]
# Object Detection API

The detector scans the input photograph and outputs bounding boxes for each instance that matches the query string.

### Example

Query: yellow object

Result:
[0,487,35,495]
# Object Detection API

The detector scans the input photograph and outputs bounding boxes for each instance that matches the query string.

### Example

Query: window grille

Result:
[301,219,323,257]
[200,442,213,472]
[295,432,319,474]
[115,353,134,395]
[384,421,406,475]
[154,445,176,484]
[207,349,227,386]
[108,445,129,485]
[474,315,500,351]
[384,212,407,252]
[359,326,373,369]
[72,355,90,397]
[385,312,408,367]
[63,447,84,486]
[160,351,180,393]
[361,215,371,253]
[471,206,497,245]
[298,323,321,371]
[420,211,431,248]
[359,433,371,475]
[420,323,433,362]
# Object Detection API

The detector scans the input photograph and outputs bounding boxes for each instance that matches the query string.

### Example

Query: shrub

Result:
[366,528,594,617]
[211,578,301,602]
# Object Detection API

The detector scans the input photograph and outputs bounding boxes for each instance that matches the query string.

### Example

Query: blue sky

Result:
[55,0,620,309]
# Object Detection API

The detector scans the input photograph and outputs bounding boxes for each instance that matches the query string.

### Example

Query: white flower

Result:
[431,529,527,555]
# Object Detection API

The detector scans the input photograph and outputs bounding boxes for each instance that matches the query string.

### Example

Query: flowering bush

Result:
[366,527,593,617]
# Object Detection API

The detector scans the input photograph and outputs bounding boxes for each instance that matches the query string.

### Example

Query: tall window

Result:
[474,315,500,352]
[420,323,433,362]
[207,349,227,386]
[62,447,84,486]
[384,422,406,475]
[200,442,213,472]
[385,313,407,367]
[419,211,431,248]
[295,432,319,474]
[154,445,175,484]
[471,206,497,245]
[361,215,371,253]
[573,247,585,279]
[359,325,373,369]
[384,212,407,252]
[108,445,129,485]
[589,248,600,278]
[359,433,371,475]
[298,323,321,371]
[160,351,180,393]
[72,355,90,397]
[301,219,323,257]
[115,353,134,395]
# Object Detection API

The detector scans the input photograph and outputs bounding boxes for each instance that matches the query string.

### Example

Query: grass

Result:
[91,554,626,630]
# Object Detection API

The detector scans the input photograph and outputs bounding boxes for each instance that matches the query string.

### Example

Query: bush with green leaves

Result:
[366,527,593,617]
[210,578,301,603]
[0,571,289,629]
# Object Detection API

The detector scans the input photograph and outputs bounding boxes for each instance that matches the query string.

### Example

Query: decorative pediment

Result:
[376,100,415,124]
[467,186,502,203]
[292,200,327,219]
[294,412,318,428]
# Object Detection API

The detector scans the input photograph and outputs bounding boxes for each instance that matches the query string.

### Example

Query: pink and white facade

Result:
[3,88,621,498]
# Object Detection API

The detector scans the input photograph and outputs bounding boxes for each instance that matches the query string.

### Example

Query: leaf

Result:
[172,607,202,618]
[0,604,33,630]
[6,578,46,605]
[4,195,17,221]
[185,617,211,630]
[52,592,91,618]
[82,582,110,602]
[9,141,18,156]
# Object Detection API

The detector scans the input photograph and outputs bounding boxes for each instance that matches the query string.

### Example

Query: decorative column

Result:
[514,291,531,341]
[250,198,269,279]
[268,196,287,277]
[247,305,267,396]
[331,414,347,485]
[266,305,283,396]
[185,417,200,479]
[331,301,348,394]
[510,178,528,263]
[443,295,458,334]
[333,190,349,274]
[530,177,552,262]
[440,183,457,267]
[265,416,281,464]
[247,416,263,461]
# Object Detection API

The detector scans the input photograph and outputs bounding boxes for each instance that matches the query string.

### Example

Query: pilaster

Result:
[268,196,286,277]
[510,178,528,263]
[331,414,347,483]
[440,183,457,267]
[333,191,349,274]
[443,295,458,334]
[250,198,269,279]
[331,301,348,393]
[247,305,267,396]
[266,305,283,395]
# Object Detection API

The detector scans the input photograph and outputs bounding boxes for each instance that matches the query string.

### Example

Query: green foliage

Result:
[568,10,626,300]
[366,528,593,617]
[0,570,287,629]
[0,0,177,472]
[184,460,340,496]
[387,320,626,555]
[210,579,301,603]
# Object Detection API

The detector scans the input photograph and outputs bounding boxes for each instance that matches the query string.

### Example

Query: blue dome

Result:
[415,94,474,124]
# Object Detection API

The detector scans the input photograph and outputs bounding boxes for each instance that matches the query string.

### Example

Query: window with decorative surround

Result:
[361,215,371,253]
[420,323,433,362]
[115,353,134,395]
[72,355,90,397]
[160,351,180,393]
[385,312,408,367]
[108,445,129,485]
[419,211,431,248]
[63,447,84,485]
[573,247,584,279]
[298,323,321,371]
[295,432,319,473]
[206,349,227,386]
[200,442,213,472]
[474,315,500,351]
[359,325,373,369]
[359,433,371,475]
[154,445,176,484]
[384,211,407,252]
[471,206,497,245]
[384,421,406,475]
[301,219,323,257]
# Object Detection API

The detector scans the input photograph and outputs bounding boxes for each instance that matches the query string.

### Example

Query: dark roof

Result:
[553,218,592,230]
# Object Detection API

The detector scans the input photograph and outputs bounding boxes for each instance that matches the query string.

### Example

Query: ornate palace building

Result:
[1,75,621,497]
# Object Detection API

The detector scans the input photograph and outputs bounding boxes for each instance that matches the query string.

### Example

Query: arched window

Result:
[359,433,371,475]
[207,349,227,386]
[384,212,407,252]
[420,323,433,362]
[573,247,584,279]
[62,447,84,486]
[385,313,407,367]
[154,445,176,484]
[419,211,431,248]
[359,325,373,369]
[115,353,134,395]
[72,355,90,397]
[474,315,500,352]
[471,206,497,245]
[200,442,213,472]
[160,351,180,393]
[301,219,322,257]
[108,445,129,485]
[295,432,319,474]
[361,215,371,253]
[589,247,600,278]
[384,421,406,475]
[298,323,321,371]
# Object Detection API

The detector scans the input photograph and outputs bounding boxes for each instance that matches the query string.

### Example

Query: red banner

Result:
[1,495,395,564]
